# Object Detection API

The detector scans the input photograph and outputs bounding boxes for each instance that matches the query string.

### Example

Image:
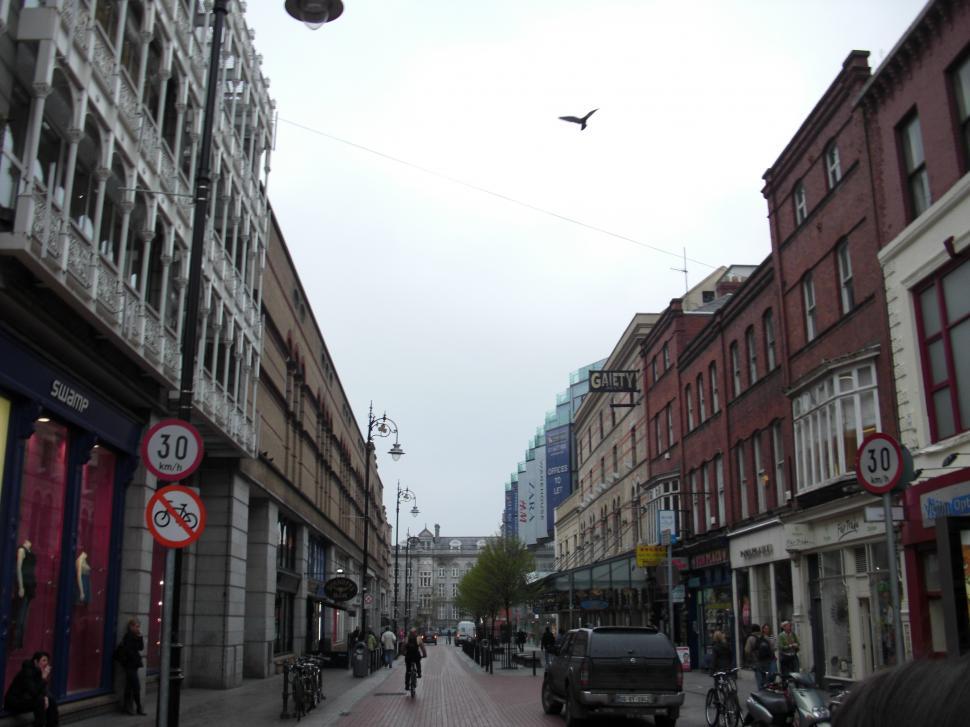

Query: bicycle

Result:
[281,656,325,721]
[705,667,741,727]
[405,660,418,698]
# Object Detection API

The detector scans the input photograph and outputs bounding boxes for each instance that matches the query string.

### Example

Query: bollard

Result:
[532,652,537,677]
[280,661,290,718]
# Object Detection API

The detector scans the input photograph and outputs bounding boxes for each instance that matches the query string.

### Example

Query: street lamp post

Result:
[393,481,419,635]
[360,403,404,638]
[403,534,419,633]
[160,4,343,725]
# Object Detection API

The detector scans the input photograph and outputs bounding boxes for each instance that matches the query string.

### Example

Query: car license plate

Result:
[615,694,655,704]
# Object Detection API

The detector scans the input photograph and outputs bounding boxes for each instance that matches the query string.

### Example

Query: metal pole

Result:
[666,531,673,642]
[393,483,401,635]
[883,492,904,663]
[361,405,374,638]
[155,548,174,727]
[161,3,228,726]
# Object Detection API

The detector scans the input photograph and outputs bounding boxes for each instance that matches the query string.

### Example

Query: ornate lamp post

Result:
[160,4,342,726]
[393,481,419,634]
[360,403,404,638]
[403,534,420,633]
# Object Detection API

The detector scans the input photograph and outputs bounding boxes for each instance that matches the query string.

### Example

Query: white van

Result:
[455,620,476,644]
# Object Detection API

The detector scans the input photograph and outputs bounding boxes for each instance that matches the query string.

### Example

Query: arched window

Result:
[145,218,165,310]
[94,0,122,44]
[71,116,102,238]
[0,84,31,211]
[100,157,127,264]
[122,195,147,290]
[179,101,196,181]
[120,2,144,83]
[160,72,180,153]
[35,72,74,201]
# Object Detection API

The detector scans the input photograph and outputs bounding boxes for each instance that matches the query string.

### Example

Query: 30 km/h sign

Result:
[856,432,903,495]
[141,419,204,481]
[146,484,206,548]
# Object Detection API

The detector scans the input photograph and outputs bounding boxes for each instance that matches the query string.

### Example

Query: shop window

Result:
[792,362,879,493]
[274,592,295,654]
[818,551,853,680]
[277,515,297,572]
[308,536,326,581]
[922,551,946,653]
[5,420,68,697]
[67,445,117,694]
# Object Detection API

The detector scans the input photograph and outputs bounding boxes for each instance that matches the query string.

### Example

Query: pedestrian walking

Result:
[743,624,760,669]
[366,629,379,671]
[778,620,800,674]
[116,618,146,715]
[710,630,733,674]
[380,627,397,668]
[541,626,556,668]
[754,623,777,690]
[515,630,526,653]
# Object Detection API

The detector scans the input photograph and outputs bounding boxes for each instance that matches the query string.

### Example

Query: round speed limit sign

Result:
[141,418,204,482]
[855,432,903,495]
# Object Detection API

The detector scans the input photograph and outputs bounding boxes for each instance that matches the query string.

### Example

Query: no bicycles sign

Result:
[146,484,207,548]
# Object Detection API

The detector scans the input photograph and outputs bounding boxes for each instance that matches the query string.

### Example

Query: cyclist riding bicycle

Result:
[404,628,427,689]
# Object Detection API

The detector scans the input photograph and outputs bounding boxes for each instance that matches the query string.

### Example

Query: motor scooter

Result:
[742,671,833,727]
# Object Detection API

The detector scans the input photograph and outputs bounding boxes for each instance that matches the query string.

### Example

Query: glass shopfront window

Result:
[819,550,853,679]
[0,396,9,490]
[67,445,117,694]
[5,419,68,695]
[775,562,793,625]
[274,592,295,654]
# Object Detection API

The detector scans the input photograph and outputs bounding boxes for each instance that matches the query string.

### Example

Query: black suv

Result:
[541,626,684,727]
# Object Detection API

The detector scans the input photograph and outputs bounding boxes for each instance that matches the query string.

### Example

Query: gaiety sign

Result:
[589,370,638,393]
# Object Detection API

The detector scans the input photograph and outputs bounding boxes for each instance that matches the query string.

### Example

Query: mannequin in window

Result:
[76,550,91,605]
[13,540,36,649]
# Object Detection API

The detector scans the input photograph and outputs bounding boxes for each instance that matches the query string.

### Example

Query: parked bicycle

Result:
[281,655,325,720]
[405,659,418,698]
[706,667,742,727]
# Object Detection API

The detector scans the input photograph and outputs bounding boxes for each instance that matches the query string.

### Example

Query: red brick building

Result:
[759,49,903,685]
[863,0,970,659]
[678,258,791,667]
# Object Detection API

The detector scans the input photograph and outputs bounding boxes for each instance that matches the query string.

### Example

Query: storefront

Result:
[684,540,732,670]
[0,330,142,705]
[729,519,793,662]
[786,499,902,685]
[901,467,970,658]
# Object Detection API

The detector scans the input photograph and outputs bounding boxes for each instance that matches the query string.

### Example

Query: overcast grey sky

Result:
[242,0,925,540]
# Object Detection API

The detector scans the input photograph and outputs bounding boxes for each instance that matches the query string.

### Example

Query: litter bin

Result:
[352,642,369,678]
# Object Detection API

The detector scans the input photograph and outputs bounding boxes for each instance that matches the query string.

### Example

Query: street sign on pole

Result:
[146,485,207,549]
[856,432,903,495]
[658,510,678,543]
[856,432,905,670]
[141,419,204,482]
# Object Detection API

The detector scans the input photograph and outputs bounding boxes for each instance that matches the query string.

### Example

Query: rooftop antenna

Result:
[671,247,688,293]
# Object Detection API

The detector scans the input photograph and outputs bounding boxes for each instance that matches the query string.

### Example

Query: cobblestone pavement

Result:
[70,645,761,727]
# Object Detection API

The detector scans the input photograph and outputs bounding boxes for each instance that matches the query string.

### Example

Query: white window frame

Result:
[794,181,808,224]
[792,361,880,493]
[837,240,854,314]
[803,273,817,342]
[452,567,459,577]
[746,327,758,385]
[737,443,748,519]
[710,362,720,413]
[715,454,725,525]
[420,571,432,587]
[666,404,674,448]
[691,470,700,535]
[686,384,694,430]
[730,342,741,397]
[773,421,786,505]
[826,143,842,188]
[754,432,766,513]
[697,374,706,422]
[900,114,931,218]
[702,463,711,530]
[764,310,777,371]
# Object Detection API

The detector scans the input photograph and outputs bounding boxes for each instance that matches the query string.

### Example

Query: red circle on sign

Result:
[855,432,903,495]
[141,419,204,482]
[146,484,206,548]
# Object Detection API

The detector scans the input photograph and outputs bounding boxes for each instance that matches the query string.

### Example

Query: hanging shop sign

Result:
[323,576,358,602]
[589,370,639,393]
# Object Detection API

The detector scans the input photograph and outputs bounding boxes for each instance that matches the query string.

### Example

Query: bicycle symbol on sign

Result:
[154,501,199,529]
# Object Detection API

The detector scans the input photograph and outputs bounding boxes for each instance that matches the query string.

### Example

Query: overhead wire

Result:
[277,117,717,270]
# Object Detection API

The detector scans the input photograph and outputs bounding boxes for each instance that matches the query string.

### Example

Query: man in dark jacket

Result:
[4,651,58,726]
[540,626,556,667]
[118,618,146,715]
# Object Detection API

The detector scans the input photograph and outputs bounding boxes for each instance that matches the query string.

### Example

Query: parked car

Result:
[424,630,437,645]
[541,626,684,727]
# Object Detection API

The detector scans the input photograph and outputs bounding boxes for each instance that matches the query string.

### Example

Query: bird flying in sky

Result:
[558,108,598,130]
